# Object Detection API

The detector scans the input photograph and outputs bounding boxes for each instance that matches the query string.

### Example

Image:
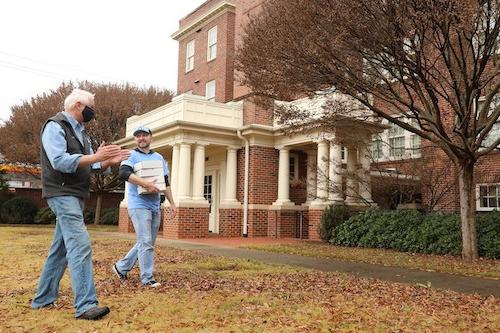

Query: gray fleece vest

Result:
[40,112,92,199]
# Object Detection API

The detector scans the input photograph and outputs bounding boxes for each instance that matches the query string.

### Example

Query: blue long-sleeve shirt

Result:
[41,111,103,173]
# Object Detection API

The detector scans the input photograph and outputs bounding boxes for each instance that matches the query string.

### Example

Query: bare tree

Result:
[236,0,499,260]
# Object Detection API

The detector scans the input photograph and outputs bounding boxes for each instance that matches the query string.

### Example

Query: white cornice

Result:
[171,1,236,41]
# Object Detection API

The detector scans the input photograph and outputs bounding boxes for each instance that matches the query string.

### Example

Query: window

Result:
[410,134,421,155]
[289,153,299,180]
[478,95,500,149]
[371,135,383,160]
[207,26,217,61]
[388,123,405,157]
[205,80,216,101]
[477,184,500,211]
[371,117,421,161]
[185,40,195,72]
[204,175,213,212]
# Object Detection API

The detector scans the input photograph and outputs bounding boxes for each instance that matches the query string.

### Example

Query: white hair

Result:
[64,89,94,111]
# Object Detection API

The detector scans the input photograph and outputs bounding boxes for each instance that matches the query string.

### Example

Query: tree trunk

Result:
[458,161,478,261]
[94,193,103,225]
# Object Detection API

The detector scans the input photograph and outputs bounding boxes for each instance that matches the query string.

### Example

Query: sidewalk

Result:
[98,232,500,298]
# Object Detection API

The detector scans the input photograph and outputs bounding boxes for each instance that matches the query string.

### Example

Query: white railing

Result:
[125,94,243,137]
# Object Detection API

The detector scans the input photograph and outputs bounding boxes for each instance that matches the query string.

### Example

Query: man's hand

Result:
[106,149,131,166]
[167,206,177,219]
[142,180,160,193]
[94,142,122,162]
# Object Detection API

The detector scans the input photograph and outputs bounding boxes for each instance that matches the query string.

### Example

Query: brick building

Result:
[117,0,500,239]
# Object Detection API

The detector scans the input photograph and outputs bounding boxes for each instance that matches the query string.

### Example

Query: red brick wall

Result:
[248,146,278,204]
[219,208,243,236]
[237,145,279,205]
[307,209,322,241]
[247,208,268,237]
[268,209,306,238]
[233,0,267,100]
[242,98,274,126]
[163,207,209,239]
[177,10,235,103]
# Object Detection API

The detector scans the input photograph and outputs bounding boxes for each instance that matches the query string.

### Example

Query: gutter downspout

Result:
[237,129,249,237]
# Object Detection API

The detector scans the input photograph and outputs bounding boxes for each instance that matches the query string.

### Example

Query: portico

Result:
[116,93,384,240]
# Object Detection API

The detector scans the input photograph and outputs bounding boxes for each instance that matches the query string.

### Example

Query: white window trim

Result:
[289,153,299,180]
[185,40,195,73]
[205,80,216,101]
[207,26,217,61]
[476,183,500,211]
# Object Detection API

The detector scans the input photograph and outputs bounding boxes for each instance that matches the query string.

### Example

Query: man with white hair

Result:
[31,88,130,320]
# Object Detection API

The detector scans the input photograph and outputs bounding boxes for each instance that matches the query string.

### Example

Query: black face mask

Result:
[82,105,95,122]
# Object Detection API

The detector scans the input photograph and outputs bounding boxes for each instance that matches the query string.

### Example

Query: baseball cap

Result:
[133,125,152,136]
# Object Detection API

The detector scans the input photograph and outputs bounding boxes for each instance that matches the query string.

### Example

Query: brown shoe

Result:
[76,306,110,320]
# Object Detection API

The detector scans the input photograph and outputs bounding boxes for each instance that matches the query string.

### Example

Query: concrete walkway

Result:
[98,232,500,298]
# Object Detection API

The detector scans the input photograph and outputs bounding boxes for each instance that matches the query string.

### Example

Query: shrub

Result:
[83,208,95,224]
[0,197,38,224]
[476,211,500,259]
[34,207,56,224]
[319,204,351,241]
[331,209,498,259]
[100,208,119,225]
[419,213,461,256]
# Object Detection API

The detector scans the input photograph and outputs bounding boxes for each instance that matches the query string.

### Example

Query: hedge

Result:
[319,205,352,242]
[330,209,500,259]
[34,207,56,224]
[0,197,38,224]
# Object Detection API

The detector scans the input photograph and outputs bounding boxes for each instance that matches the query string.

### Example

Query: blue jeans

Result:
[115,208,161,284]
[31,196,98,317]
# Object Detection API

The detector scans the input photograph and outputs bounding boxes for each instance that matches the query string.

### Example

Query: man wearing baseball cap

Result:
[113,125,176,287]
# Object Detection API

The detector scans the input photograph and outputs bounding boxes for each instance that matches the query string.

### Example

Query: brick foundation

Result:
[307,208,323,241]
[219,208,243,237]
[163,206,209,239]
[247,209,268,237]
[268,208,308,238]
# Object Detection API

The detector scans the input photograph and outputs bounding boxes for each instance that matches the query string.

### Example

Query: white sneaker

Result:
[145,280,161,288]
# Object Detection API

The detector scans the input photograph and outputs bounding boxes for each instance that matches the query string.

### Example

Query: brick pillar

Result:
[163,206,209,239]
[118,206,134,233]
[118,183,133,233]
[307,208,323,240]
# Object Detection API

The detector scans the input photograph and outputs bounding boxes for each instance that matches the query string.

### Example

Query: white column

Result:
[305,149,317,203]
[329,143,344,202]
[345,146,359,203]
[171,143,180,198]
[177,143,192,200]
[191,144,206,201]
[358,142,373,204]
[314,140,329,202]
[274,146,292,205]
[224,147,238,202]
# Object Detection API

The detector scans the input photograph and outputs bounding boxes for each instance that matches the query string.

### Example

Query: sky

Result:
[0,0,205,124]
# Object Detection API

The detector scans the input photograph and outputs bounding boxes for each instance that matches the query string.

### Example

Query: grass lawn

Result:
[0,226,499,332]
[240,242,500,280]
